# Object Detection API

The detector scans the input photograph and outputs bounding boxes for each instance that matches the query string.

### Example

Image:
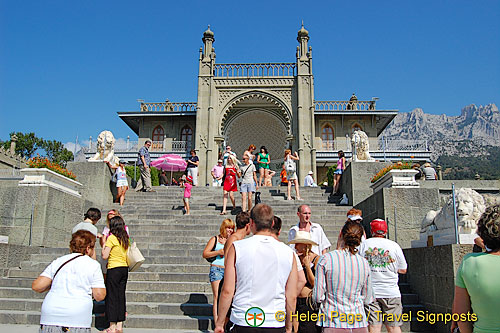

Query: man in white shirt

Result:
[359,219,407,333]
[215,204,298,333]
[303,171,316,187]
[288,205,331,255]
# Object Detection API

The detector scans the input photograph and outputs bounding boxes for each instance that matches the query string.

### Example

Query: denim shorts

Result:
[334,169,343,175]
[209,265,224,282]
[240,183,256,193]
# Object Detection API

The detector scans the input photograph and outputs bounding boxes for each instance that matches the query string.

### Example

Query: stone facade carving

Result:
[88,130,120,166]
[218,90,239,107]
[351,130,373,161]
[421,188,486,234]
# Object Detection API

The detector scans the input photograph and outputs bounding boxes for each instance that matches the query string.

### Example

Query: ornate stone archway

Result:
[220,91,292,167]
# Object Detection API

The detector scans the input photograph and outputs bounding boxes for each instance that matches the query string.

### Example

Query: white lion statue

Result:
[88,130,120,167]
[421,188,486,234]
[351,130,373,161]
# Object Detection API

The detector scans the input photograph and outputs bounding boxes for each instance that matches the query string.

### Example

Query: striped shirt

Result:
[312,250,374,328]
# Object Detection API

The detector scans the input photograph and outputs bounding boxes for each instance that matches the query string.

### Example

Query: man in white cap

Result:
[303,170,316,187]
[359,219,407,333]
[289,204,331,255]
[211,159,224,186]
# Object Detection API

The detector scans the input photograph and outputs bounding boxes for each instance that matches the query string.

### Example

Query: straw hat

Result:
[423,162,431,168]
[288,231,318,246]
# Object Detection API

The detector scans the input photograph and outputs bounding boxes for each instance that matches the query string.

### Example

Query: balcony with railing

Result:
[139,102,197,112]
[85,140,191,154]
[214,63,296,77]
[314,100,377,112]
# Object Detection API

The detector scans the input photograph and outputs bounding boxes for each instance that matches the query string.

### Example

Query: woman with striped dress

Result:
[313,221,374,333]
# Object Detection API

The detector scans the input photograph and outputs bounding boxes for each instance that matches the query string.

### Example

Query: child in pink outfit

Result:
[181,175,193,215]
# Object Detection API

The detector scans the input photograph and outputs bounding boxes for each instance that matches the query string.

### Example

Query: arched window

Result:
[180,125,193,150]
[152,125,164,142]
[321,124,334,150]
[352,123,363,132]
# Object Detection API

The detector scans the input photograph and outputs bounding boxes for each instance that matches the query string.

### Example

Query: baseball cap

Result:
[186,175,193,183]
[370,219,388,235]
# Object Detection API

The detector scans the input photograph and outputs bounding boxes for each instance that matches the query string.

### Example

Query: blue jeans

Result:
[209,265,224,282]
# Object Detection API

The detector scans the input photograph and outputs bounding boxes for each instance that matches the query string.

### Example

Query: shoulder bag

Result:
[127,241,145,272]
[238,164,251,187]
[205,236,218,263]
[285,155,296,174]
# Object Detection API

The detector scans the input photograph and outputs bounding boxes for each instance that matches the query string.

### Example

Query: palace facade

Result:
[114,26,430,185]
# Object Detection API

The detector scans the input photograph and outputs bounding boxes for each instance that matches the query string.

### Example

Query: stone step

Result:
[17,262,210,273]
[0,310,213,330]
[0,287,213,303]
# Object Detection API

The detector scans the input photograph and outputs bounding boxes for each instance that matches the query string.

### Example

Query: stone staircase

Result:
[0,186,434,332]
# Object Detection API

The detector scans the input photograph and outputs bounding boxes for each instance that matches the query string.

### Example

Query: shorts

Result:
[209,265,224,282]
[116,179,128,187]
[183,197,190,204]
[40,325,90,333]
[287,172,297,181]
[240,183,256,193]
[365,297,403,327]
[334,169,343,175]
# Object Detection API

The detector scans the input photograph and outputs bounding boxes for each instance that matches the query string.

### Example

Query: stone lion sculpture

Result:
[88,130,120,167]
[421,188,486,234]
[351,130,373,161]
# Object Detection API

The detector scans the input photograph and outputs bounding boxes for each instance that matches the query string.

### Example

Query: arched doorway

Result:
[224,109,288,170]
[220,92,291,171]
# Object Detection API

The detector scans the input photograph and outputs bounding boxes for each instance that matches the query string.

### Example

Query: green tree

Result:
[1,132,42,158]
[40,140,74,167]
[1,132,73,166]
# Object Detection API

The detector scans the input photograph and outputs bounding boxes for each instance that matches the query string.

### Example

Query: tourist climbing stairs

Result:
[0,186,432,332]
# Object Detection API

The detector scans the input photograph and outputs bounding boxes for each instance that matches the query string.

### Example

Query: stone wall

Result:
[0,162,116,247]
[0,243,40,276]
[67,161,114,206]
[341,161,391,206]
[403,244,472,333]
[356,187,441,248]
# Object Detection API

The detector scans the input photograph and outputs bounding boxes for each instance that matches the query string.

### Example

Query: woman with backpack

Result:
[284,149,302,201]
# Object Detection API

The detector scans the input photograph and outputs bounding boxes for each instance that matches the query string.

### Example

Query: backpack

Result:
[285,156,296,174]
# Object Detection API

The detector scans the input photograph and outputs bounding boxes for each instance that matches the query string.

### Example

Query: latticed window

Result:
[321,124,334,150]
[152,125,165,142]
[181,126,193,150]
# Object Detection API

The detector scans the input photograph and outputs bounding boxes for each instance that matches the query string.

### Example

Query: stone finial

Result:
[10,134,17,155]
[475,173,480,180]
[298,22,309,38]
[350,93,358,102]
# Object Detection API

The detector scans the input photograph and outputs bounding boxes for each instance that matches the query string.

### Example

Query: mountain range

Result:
[381,103,500,161]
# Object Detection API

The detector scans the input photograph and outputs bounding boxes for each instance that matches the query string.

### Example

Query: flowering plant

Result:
[28,156,77,180]
[370,161,412,183]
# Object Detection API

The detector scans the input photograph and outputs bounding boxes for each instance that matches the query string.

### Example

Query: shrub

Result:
[370,161,412,183]
[326,163,338,186]
[125,165,160,186]
[28,156,76,180]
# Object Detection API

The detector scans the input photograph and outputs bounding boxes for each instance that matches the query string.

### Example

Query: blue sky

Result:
[1,0,499,147]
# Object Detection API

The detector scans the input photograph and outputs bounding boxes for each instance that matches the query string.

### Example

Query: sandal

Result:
[220,211,227,215]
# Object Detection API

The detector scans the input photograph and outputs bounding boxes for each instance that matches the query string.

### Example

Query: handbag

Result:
[255,191,261,204]
[111,170,118,183]
[127,241,145,272]
[205,236,218,263]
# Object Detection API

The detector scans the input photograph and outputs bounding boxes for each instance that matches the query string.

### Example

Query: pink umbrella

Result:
[151,154,187,172]
[151,154,187,185]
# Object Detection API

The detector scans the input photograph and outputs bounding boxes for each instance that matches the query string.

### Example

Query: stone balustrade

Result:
[140,102,197,112]
[214,63,296,77]
[314,100,376,111]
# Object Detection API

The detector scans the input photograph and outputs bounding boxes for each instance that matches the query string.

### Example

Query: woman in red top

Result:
[221,155,241,215]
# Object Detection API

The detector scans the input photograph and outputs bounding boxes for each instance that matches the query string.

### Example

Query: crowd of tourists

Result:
[203,202,500,333]
[32,208,130,333]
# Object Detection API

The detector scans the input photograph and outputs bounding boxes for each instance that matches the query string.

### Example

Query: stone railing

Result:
[379,138,429,151]
[314,100,376,111]
[140,102,197,112]
[171,141,190,152]
[86,140,190,153]
[214,63,296,77]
